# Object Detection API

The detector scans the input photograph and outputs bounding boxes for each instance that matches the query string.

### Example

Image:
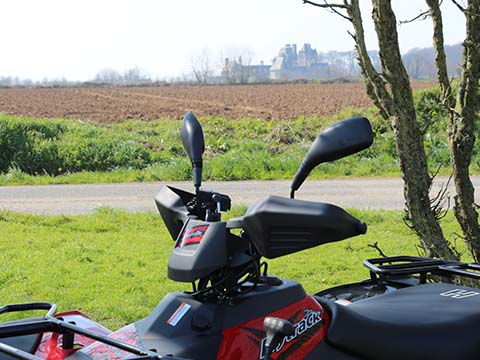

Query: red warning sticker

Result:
[177,225,209,248]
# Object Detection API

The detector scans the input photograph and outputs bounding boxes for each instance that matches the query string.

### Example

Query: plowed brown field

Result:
[0,82,436,123]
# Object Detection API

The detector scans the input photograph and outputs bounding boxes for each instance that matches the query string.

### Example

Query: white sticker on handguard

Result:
[334,298,353,306]
[167,302,192,326]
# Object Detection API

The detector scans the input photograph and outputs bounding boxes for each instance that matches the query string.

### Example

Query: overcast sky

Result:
[0,0,466,81]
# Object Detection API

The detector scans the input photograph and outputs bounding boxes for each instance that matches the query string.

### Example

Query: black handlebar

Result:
[187,190,231,222]
[0,303,57,318]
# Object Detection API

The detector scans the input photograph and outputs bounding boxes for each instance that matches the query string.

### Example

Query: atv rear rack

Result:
[364,256,480,284]
[0,303,188,360]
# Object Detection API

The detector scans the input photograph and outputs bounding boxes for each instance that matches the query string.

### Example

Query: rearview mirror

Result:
[181,112,205,191]
[291,117,373,194]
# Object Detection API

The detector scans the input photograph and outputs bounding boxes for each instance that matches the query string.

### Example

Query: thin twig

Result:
[322,0,351,21]
[399,10,430,24]
[403,208,415,233]
[415,244,426,257]
[429,162,443,182]
[430,182,451,221]
[442,78,461,116]
[368,242,388,258]
[429,166,451,221]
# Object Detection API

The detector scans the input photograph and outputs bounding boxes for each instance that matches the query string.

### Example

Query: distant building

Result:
[270,44,328,80]
[219,42,454,83]
[222,57,270,84]
[221,44,330,83]
[249,61,271,82]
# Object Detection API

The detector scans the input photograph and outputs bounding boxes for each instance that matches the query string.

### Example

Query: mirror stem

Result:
[291,162,311,194]
[193,163,202,192]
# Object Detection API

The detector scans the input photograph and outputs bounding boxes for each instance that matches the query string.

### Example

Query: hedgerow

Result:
[0,87,478,183]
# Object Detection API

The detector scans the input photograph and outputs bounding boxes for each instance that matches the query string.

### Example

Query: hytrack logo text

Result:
[259,309,322,359]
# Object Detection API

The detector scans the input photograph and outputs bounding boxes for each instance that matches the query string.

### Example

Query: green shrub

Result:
[0,116,153,175]
[0,117,66,173]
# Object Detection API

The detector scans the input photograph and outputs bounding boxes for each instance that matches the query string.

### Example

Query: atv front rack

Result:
[0,302,188,360]
[364,256,480,283]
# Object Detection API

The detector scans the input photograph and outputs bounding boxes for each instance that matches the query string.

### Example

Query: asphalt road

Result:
[0,176,478,215]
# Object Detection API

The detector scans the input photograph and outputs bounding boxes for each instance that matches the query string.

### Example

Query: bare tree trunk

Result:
[356,0,457,259]
[427,0,480,261]
[426,0,454,106]
[452,0,480,261]
[303,0,459,259]
[372,0,457,259]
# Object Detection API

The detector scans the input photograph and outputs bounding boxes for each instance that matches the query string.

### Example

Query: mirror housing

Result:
[181,112,205,191]
[291,117,373,193]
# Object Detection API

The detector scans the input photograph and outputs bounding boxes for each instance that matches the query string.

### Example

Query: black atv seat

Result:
[316,283,480,360]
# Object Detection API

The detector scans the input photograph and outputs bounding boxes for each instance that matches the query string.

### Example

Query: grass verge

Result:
[0,208,467,329]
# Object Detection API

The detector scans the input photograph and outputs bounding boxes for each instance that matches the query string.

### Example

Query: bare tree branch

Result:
[399,0,444,24]
[399,10,431,24]
[302,0,348,9]
[322,0,351,20]
[349,0,395,116]
[425,0,463,130]
[303,0,393,115]
[304,0,392,112]
[302,0,351,20]
[451,0,466,12]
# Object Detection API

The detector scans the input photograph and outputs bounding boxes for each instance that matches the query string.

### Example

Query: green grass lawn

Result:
[0,208,467,329]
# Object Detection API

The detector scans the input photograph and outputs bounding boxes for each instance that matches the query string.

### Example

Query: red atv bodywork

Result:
[35,312,111,360]
[217,296,329,359]
[31,296,330,360]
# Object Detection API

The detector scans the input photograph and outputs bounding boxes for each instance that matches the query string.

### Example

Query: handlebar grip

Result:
[357,221,367,234]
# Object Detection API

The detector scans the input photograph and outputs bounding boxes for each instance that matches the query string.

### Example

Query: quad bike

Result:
[2,113,480,360]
